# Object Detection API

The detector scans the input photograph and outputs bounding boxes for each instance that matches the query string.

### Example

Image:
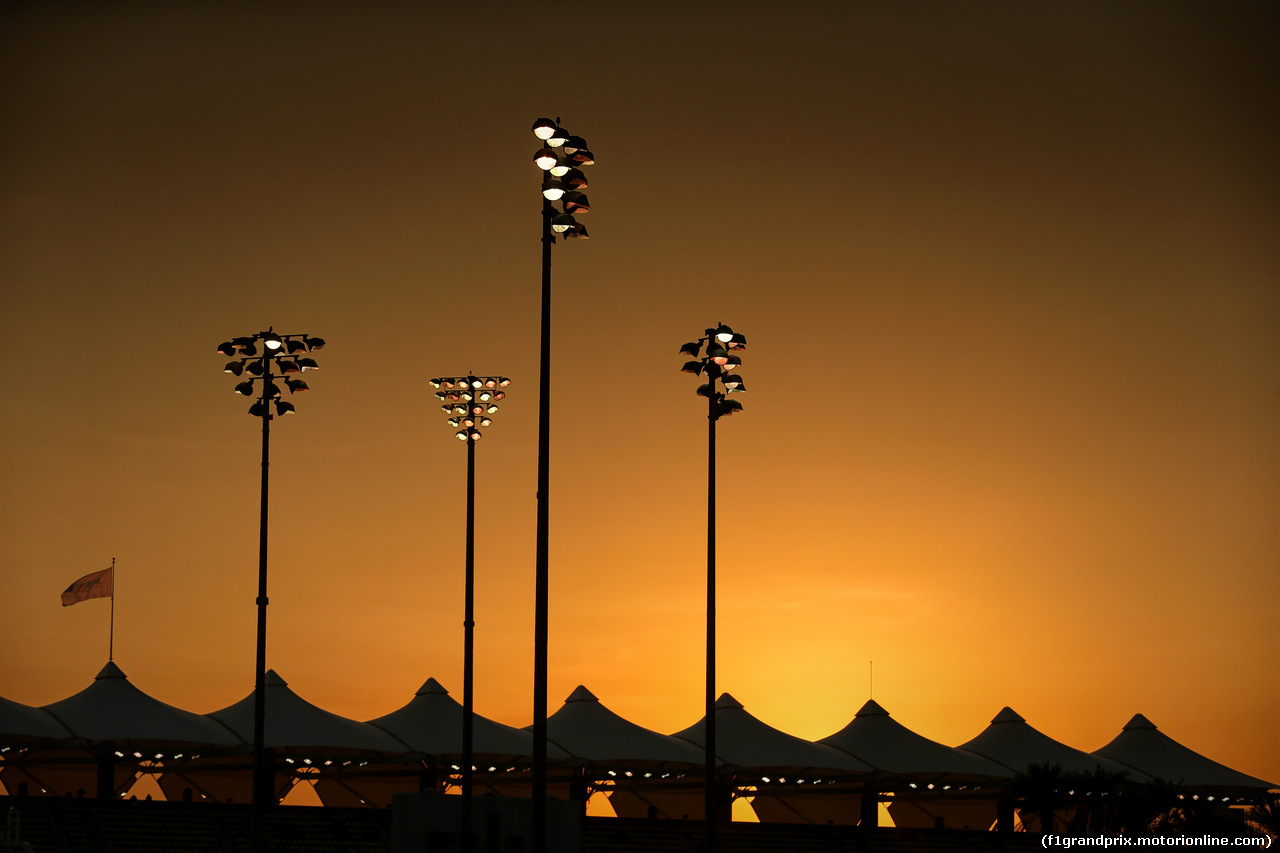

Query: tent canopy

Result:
[545,685,702,768]
[671,693,872,777]
[821,699,1010,782]
[957,707,1137,779]
[0,695,75,746]
[368,677,558,761]
[39,661,242,752]
[209,670,409,757]
[1092,714,1276,792]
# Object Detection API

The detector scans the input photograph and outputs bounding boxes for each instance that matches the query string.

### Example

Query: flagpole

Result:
[109,557,116,662]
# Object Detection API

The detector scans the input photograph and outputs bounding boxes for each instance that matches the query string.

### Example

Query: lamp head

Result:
[531,118,558,140]
[534,148,558,171]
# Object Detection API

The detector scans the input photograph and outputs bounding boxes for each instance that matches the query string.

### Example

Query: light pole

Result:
[530,116,593,853]
[216,327,323,853]
[428,374,510,853]
[679,324,747,853]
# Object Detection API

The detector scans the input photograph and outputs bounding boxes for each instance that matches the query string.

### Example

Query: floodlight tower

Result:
[215,327,324,853]
[679,324,747,853]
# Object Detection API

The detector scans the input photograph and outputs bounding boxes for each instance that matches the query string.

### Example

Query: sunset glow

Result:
[1,0,1276,804]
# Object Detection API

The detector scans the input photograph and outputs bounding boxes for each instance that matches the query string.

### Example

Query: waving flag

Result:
[61,567,114,607]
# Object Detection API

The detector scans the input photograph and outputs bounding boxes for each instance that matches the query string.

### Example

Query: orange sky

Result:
[2,2,1277,789]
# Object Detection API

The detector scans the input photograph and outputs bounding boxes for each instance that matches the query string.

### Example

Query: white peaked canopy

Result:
[957,707,1137,778]
[1092,714,1277,792]
[671,694,872,776]
[40,661,242,750]
[545,686,702,768]
[821,700,1010,782]
[0,695,75,745]
[3,661,239,799]
[207,669,408,757]
[367,677,556,761]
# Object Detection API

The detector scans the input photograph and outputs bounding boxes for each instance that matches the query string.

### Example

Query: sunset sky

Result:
[2,1,1277,792]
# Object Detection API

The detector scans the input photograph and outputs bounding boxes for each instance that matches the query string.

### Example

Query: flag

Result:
[61,567,114,607]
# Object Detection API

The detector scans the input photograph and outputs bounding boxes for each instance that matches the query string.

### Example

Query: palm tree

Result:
[1065,767,1130,835]
[1244,796,1279,841]
[1009,763,1070,833]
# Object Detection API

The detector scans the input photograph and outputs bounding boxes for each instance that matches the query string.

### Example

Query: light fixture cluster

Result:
[679,324,748,419]
[429,375,511,441]
[532,117,594,240]
[216,328,324,417]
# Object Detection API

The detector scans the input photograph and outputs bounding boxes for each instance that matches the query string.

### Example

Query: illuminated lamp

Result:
[478,391,492,401]
[727,332,747,350]
[549,155,572,177]
[570,148,594,166]
[263,331,283,350]
[224,361,245,375]
[296,358,319,371]
[679,341,702,357]
[480,418,492,427]
[456,430,469,441]
[545,124,569,148]
[551,213,576,233]
[485,404,499,414]
[284,378,309,394]
[534,148,558,170]
[471,405,484,415]
[278,360,301,374]
[562,135,586,154]
[714,325,734,343]
[441,405,454,414]
[498,377,511,387]
[448,417,462,427]
[492,391,506,400]
[723,355,742,370]
[460,391,474,401]
[234,381,255,396]
[434,391,447,401]
[462,418,475,427]
[681,360,704,375]
[217,341,237,356]
[724,378,746,394]
[562,191,589,214]
[429,378,443,388]
[566,223,589,240]
[275,401,296,416]
[707,345,730,365]
[531,117,558,140]
[469,430,482,441]
[453,405,468,415]
[541,178,566,201]
[470,377,483,389]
